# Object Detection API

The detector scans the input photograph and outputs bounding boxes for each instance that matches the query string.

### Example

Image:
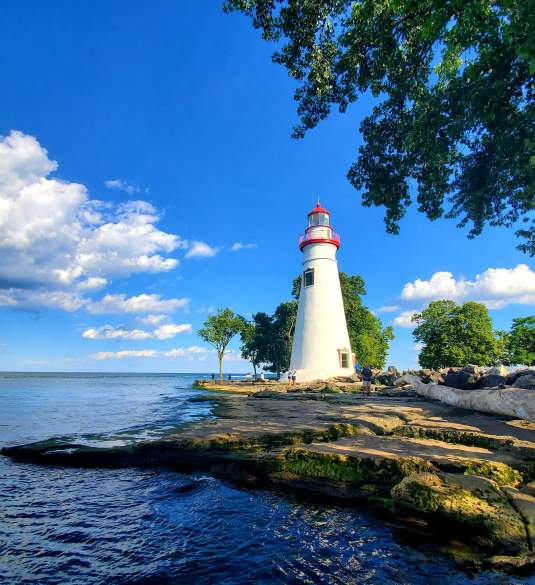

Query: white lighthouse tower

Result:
[286,202,353,382]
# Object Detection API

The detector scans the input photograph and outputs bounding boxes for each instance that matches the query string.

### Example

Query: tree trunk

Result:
[218,351,223,384]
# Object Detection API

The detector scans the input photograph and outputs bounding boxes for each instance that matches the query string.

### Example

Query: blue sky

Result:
[0,0,533,373]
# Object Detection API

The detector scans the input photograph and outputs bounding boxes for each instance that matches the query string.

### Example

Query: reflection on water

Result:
[0,373,532,584]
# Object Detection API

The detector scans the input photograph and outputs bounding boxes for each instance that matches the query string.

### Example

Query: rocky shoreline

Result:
[3,383,535,572]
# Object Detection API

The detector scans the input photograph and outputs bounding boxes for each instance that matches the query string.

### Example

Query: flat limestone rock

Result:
[292,433,523,486]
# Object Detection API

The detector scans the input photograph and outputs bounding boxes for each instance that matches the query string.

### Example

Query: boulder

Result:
[479,374,508,388]
[440,366,481,390]
[506,369,535,385]
[513,373,535,391]
[485,365,510,377]
[375,370,400,386]
[419,369,444,384]
[392,472,530,556]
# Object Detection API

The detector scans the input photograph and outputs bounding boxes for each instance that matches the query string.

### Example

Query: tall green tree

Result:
[239,320,262,376]
[412,300,499,369]
[293,272,393,368]
[198,308,245,382]
[251,302,299,377]
[225,0,535,254]
[508,316,535,366]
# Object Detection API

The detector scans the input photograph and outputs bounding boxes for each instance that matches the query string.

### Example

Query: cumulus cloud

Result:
[87,293,190,314]
[140,314,168,326]
[77,277,108,291]
[0,289,88,312]
[82,326,152,340]
[82,322,191,340]
[92,349,158,360]
[164,346,210,357]
[231,242,257,252]
[105,179,142,195]
[401,264,535,308]
[185,241,219,259]
[153,323,192,339]
[393,310,418,328]
[92,346,210,360]
[0,130,188,311]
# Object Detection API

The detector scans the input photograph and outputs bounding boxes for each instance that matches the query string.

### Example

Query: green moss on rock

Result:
[281,449,433,494]
[391,472,530,556]
[435,459,523,487]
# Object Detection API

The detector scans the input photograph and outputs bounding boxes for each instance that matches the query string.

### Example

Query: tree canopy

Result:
[412,300,500,368]
[224,0,535,254]
[293,272,393,368]
[198,308,245,382]
[247,301,298,376]
[239,320,262,376]
[507,316,535,366]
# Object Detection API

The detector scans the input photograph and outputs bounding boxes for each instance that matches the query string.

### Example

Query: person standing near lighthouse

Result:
[285,201,354,382]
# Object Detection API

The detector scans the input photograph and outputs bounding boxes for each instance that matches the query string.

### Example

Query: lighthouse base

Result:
[279,367,353,383]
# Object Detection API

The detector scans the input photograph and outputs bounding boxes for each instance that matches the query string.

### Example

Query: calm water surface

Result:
[0,372,533,585]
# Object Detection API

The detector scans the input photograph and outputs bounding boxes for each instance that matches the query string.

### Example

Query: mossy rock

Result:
[281,449,433,495]
[391,472,530,556]
[435,458,523,487]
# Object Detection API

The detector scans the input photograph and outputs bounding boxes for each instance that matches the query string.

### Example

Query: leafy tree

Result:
[508,316,535,366]
[412,300,499,368]
[272,300,299,374]
[239,320,262,376]
[224,0,535,254]
[293,272,393,368]
[198,308,245,382]
[251,302,299,377]
[494,329,512,365]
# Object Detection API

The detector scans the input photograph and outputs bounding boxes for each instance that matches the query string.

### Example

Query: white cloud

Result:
[185,345,210,354]
[400,264,535,308]
[375,305,400,313]
[105,179,141,195]
[0,130,190,312]
[164,346,210,357]
[153,323,192,339]
[140,314,168,326]
[231,242,257,252]
[82,326,152,340]
[92,346,210,360]
[0,289,88,312]
[82,322,191,340]
[185,241,220,259]
[92,349,158,360]
[393,310,418,328]
[87,293,190,314]
[77,277,108,291]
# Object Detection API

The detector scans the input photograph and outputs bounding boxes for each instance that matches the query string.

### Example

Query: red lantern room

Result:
[299,201,341,251]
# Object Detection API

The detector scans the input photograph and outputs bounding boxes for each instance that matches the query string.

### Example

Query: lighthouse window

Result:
[304,269,314,287]
[340,351,349,369]
[309,213,329,227]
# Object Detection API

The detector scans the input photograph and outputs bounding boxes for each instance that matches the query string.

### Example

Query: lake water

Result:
[0,372,533,584]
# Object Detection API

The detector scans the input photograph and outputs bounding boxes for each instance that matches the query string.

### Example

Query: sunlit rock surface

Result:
[3,391,535,570]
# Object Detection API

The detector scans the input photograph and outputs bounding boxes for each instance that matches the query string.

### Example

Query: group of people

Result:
[287,369,297,385]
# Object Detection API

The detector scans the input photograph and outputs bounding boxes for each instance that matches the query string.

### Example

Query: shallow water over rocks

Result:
[1,372,533,584]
